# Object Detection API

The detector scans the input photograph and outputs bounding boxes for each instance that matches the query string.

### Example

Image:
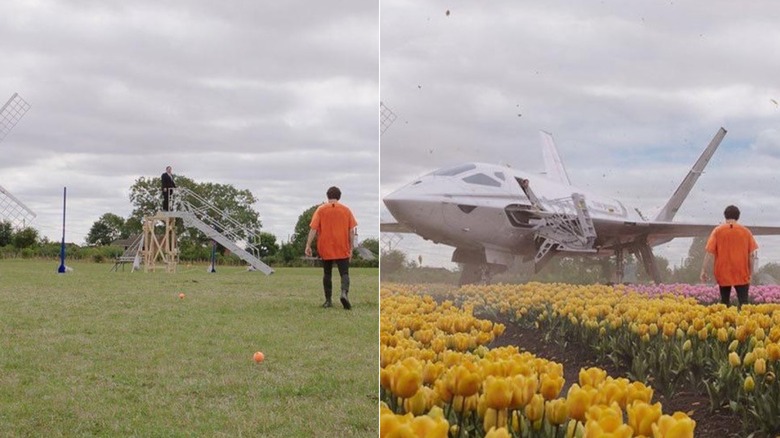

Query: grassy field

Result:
[0,260,378,437]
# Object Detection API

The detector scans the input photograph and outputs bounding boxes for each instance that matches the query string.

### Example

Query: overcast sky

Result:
[1,1,378,247]
[381,0,780,269]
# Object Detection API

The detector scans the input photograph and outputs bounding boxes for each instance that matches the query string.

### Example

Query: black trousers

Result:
[162,188,172,211]
[719,284,749,307]
[322,258,350,299]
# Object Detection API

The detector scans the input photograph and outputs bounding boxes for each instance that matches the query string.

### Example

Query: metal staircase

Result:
[165,187,274,275]
[517,178,597,266]
[532,192,598,264]
[111,234,144,271]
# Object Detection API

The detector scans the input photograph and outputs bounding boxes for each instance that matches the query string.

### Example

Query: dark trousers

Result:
[322,258,350,299]
[162,188,172,211]
[719,284,749,307]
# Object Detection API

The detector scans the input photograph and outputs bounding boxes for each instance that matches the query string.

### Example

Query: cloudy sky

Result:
[1,1,378,246]
[381,1,780,269]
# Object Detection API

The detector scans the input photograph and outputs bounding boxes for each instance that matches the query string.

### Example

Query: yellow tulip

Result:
[682,339,692,352]
[754,358,766,375]
[380,411,414,438]
[626,381,654,405]
[728,339,739,352]
[546,398,569,426]
[663,321,676,338]
[728,352,741,368]
[540,373,565,401]
[483,408,505,432]
[403,386,430,416]
[510,374,538,409]
[434,378,453,404]
[410,415,448,438]
[743,351,756,367]
[484,426,512,438]
[579,367,607,387]
[451,365,481,397]
[525,393,545,422]
[627,401,662,437]
[567,384,596,422]
[596,377,628,409]
[651,412,696,438]
[484,376,513,410]
[452,394,478,414]
[422,361,444,385]
[649,323,659,336]
[744,375,755,392]
[768,343,780,361]
[391,364,422,399]
[583,403,632,438]
[717,327,729,343]
[380,368,393,390]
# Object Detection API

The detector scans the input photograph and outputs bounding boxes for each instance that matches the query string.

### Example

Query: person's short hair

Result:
[166,166,172,172]
[326,186,341,200]
[724,205,740,220]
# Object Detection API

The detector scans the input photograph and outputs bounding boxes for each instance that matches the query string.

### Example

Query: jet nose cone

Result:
[383,188,408,218]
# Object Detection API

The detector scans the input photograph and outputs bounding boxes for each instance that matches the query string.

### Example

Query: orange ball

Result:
[253,351,265,363]
[178,293,185,299]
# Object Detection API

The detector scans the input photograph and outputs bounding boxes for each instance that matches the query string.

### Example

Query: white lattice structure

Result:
[0,93,31,142]
[0,93,35,228]
[380,102,397,135]
[0,185,36,229]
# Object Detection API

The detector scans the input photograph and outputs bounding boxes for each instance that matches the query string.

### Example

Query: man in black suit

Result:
[161,166,176,211]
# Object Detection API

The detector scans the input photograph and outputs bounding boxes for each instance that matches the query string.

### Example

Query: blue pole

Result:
[57,187,67,273]
[209,240,217,273]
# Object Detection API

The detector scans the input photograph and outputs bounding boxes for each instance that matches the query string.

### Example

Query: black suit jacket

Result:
[161,172,176,189]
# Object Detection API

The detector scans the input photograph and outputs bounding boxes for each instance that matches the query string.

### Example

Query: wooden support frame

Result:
[142,214,178,272]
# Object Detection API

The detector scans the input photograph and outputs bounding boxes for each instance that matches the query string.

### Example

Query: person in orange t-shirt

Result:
[305,186,358,309]
[700,205,758,308]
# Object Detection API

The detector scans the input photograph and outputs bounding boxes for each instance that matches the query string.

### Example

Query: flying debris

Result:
[771,99,778,106]
[445,9,450,16]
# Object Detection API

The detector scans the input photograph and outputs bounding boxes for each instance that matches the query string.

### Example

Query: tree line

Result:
[1,175,378,267]
[380,236,780,285]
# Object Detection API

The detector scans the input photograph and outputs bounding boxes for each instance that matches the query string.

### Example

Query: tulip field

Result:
[380,282,780,437]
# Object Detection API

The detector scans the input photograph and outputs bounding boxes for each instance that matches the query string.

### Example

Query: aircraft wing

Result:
[592,218,780,247]
[380,221,416,233]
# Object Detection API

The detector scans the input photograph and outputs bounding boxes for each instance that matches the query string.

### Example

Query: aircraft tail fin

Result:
[540,130,572,185]
[653,127,727,222]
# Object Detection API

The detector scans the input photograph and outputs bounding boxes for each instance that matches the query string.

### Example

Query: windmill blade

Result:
[0,184,37,229]
[0,93,31,143]
[380,101,397,135]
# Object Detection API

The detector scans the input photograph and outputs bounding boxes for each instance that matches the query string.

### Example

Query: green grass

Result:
[0,260,378,437]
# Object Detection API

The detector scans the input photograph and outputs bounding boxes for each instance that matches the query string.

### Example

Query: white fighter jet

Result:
[382,128,780,285]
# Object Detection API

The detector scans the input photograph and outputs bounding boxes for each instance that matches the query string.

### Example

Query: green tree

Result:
[359,237,379,257]
[380,249,407,275]
[673,236,708,283]
[258,232,279,257]
[291,204,319,257]
[86,213,126,246]
[123,216,143,237]
[0,221,13,246]
[12,227,39,249]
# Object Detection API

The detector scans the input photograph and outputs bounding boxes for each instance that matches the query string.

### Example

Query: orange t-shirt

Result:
[310,201,357,260]
[705,222,758,286]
